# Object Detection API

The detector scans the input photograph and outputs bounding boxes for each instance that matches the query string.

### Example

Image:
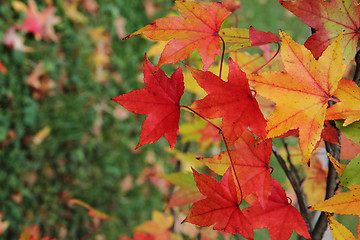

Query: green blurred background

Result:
[0,0,311,239]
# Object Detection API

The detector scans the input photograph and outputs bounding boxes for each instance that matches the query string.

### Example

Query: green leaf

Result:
[339,154,360,188]
[336,120,360,145]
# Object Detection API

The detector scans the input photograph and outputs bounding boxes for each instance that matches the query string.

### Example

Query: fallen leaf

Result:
[3,27,33,52]
[68,198,117,222]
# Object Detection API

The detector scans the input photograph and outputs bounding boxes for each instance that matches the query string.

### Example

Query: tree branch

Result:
[272,146,311,232]
[353,49,360,86]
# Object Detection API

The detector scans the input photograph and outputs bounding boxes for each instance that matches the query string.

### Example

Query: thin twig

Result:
[219,35,226,78]
[281,138,301,184]
[353,50,360,86]
[272,146,311,232]
[251,42,280,74]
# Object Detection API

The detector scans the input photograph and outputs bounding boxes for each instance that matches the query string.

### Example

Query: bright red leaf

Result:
[189,58,266,146]
[279,0,360,63]
[244,179,310,240]
[183,168,254,239]
[199,130,273,207]
[124,0,231,70]
[111,55,184,149]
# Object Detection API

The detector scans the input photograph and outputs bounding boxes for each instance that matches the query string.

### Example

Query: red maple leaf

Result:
[244,179,310,240]
[279,0,360,63]
[199,130,273,207]
[189,58,266,146]
[111,55,184,149]
[183,168,254,239]
[124,0,231,70]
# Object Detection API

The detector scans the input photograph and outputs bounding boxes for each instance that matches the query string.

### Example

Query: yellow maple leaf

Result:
[248,31,345,165]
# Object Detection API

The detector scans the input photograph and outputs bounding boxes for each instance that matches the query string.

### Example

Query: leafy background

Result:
[0,0,341,239]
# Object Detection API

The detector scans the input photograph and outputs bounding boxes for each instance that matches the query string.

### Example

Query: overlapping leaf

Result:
[279,0,360,63]
[183,168,253,239]
[310,184,360,215]
[326,213,356,240]
[244,179,311,240]
[124,0,231,70]
[111,55,184,149]
[326,79,360,126]
[198,130,272,207]
[189,58,266,145]
[249,31,345,164]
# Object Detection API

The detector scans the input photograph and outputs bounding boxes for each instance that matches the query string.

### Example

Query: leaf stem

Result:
[180,105,243,203]
[219,35,226,78]
[251,42,280,74]
[180,105,221,132]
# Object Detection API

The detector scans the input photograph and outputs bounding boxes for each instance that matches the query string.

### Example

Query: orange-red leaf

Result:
[183,168,254,239]
[124,0,231,70]
[199,130,272,207]
[326,78,360,126]
[111,55,184,149]
[244,179,310,240]
[249,31,345,164]
[189,58,266,145]
[279,0,360,63]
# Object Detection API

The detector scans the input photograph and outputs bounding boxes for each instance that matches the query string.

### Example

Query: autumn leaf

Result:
[339,154,360,188]
[158,172,202,209]
[189,58,266,145]
[68,198,117,222]
[221,0,241,12]
[279,0,360,63]
[3,26,33,52]
[248,31,345,164]
[183,168,253,239]
[326,79,360,126]
[199,130,272,207]
[135,210,174,240]
[244,179,311,240]
[220,26,279,52]
[124,0,231,70]
[19,0,61,41]
[326,213,356,240]
[310,184,360,215]
[111,55,184,149]
[336,120,360,146]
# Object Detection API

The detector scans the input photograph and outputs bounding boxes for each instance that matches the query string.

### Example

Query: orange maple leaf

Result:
[124,0,231,70]
[326,78,360,126]
[248,31,345,164]
[310,184,360,215]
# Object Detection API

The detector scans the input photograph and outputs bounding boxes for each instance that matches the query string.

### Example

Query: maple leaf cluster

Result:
[114,0,360,239]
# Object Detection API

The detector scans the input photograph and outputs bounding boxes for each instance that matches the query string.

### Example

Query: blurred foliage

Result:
[0,0,174,239]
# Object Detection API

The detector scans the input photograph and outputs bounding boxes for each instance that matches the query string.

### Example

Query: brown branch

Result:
[353,50,360,86]
[272,146,311,232]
